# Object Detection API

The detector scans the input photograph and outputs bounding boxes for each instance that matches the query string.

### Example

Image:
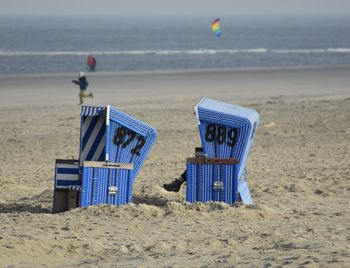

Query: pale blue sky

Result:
[1,0,350,15]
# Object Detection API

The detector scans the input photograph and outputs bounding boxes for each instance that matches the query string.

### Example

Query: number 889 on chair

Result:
[200,122,240,158]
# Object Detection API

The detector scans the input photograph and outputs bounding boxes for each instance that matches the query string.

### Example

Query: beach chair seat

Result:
[80,161,134,207]
[186,157,239,204]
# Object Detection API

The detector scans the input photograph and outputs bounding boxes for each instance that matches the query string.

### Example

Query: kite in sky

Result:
[211,18,222,37]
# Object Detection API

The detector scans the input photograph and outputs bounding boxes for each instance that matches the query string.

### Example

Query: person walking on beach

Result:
[72,72,93,105]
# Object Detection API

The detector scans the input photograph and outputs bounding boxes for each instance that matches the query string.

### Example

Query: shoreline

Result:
[1,64,350,79]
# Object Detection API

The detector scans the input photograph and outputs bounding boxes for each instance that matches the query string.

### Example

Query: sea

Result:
[0,15,349,75]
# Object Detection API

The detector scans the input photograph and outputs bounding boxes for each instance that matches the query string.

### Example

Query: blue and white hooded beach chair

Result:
[78,105,157,206]
[186,98,259,204]
[53,105,157,212]
[79,105,157,183]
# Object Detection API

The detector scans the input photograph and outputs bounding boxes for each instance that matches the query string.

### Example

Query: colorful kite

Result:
[211,18,222,37]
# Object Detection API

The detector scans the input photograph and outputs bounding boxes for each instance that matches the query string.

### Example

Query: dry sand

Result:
[0,66,349,267]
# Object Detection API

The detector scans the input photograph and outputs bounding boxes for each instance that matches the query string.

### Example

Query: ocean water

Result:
[0,15,349,74]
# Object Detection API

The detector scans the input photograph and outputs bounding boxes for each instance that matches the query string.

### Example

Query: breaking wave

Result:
[0,48,350,57]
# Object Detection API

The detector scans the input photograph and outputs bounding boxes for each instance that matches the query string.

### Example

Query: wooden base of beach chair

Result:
[67,190,80,210]
[52,189,81,213]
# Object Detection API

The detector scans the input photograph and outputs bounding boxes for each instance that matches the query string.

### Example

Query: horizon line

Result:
[1,13,350,17]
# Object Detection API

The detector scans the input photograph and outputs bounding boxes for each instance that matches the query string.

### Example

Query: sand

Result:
[0,66,349,267]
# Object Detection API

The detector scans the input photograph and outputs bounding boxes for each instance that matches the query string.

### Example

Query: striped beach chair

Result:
[54,159,80,189]
[188,98,259,204]
[53,160,134,212]
[79,105,157,183]
[53,105,157,212]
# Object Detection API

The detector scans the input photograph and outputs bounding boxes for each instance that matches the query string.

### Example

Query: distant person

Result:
[72,72,93,105]
[87,55,97,72]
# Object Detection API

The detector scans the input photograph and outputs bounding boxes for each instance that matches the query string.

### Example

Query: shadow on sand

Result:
[0,203,51,214]
[0,190,52,214]
[132,194,169,207]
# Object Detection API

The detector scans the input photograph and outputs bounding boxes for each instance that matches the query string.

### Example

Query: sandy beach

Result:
[0,66,349,267]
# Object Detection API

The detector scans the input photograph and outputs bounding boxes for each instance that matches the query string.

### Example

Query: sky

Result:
[1,0,350,16]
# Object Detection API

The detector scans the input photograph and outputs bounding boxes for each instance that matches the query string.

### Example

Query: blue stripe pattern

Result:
[57,168,79,174]
[186,162,239,204]
[79,105,157,185]
[108,107,157,183]
[80,165,132,207]
[188,98,258,205]
[80,106,105,116]
[79,106,106,166]
[78,105,157,207]
[54,160,81,189]
[68,185,82,191]
[195,98,259,186]
[196,98,259,178]
[57,180,81,186]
